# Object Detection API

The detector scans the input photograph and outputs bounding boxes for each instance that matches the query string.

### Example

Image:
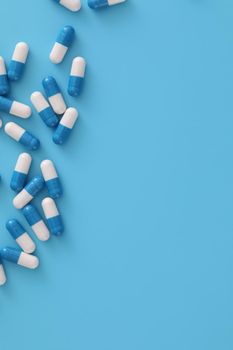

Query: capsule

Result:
[53,107,78,145]
[68,57,86,97]
[13,176,44,209]
[5,122,40,151]
[8,42,29,81]
[10,153,32,192]
[31,91,59,128]
[0,96,31,118]
[6,219,35,254]
[0,247,39,269]
[42,76,66,115]
[42,197,64,236]
[40,160,62,199]
[53,0,81,11]
[23,204,50,241]
[88,0,126,9]
[50,25,75,64]
[0,257,6,286]
[0,57,9,95]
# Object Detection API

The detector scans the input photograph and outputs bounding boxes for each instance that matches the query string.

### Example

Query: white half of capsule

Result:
[0,264,6,286]
[0,56,6,75]
[32,220,50,241]
[49,93,66,115]
[18,252,39,269]
[15,153,32,173]
[12,42,29,63]
[10,101,31,119]
[40,160,58,181]
[60,107,78,128]
[31,91,50,113]
[50,43,68,64]
[70,57,86,77]
[108,0,126,5]
[13,189,33,209]
[5,122,25,141]
[42,197,59,219]
[16,232,36,254]
[60,0,81,11]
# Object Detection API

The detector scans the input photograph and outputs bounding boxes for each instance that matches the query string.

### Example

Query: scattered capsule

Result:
[23,204,50,241]
[6,219,35,254]
[10,153,32,192]
[53,107,78,145]
[42,197,64,236]
[31,91,59,128]
[40,160,62,199]
[0,247,39,269]
[53,0,81,11]
[8,42,29,81]
[13,176,44,210]
[42,76,66,115]
[0,57,9,95]
[0,257,6,286]
[68,57,86,97]
[0,96,31,119]
[50,25,75,64]
[5,122,40,151]
[88,0,126,9]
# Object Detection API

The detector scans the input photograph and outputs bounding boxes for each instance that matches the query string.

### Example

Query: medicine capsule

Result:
[0,96,31,118]
[13,176,45,209]
[53,0,81,11]
[50,25,75,64]
[5,122,40,151]
[42,197,64,236]
[6,219,36,254]
[0,257,6,286]
[8,42,29,81]
[0,56,9,95]
[40,160,62,199]
[31,91,59,128]
[42,76,66,115]
[88,0,126,9]
[10,153,32,192]
[23,204,50,241]
[68,57,86,97]
[0,247,39,269]
[53,107,78,145]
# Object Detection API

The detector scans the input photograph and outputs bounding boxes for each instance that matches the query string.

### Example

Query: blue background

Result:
[0,0,233,349]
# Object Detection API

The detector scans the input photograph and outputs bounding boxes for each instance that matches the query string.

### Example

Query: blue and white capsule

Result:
[8,42,29,81]
[88,0,126,9]
[6,219,35,254]
[0,257,6,286]
[43,76,66,115]
[68,57,86,97]
[50,25,75,64]
[10,153,32,192]
[0,57,9,95]
[0,96,31,118]
[53,0,81,11]
[13,176,45,210]
[53,107,78,145]
[40,160,62,199]
[23,204,50,241]
[42,197,64,236]
[31,91,59,128]
[0,247,39,269]
[5,122,40,151]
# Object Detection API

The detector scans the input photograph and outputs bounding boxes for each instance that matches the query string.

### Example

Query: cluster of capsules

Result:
[0,0,126,285]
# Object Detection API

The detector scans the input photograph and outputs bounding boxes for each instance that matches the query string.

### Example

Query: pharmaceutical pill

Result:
[23,204,50,241]
[88,0,126,9]
[42,197,64,236]
[13,176,44,209]
[68,57,86,97]
[0,247,39,269]
[10,153,32,192]
[31,91,59,128]
[0,96,31,118]
[53,0,81,11]
[5,122,40,151]
[6,219,35,254]
[42,76,66,115]
[8,42,29,81]
[50,25,75,64]
[40,160,62,199]
[53,107,78,145]
[0,257,6,286]
[0,56,9,95]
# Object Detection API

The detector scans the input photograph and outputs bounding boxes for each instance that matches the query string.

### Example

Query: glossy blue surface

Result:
[8,61,25,81]
[43,76,61,97]
[23,204,43,226]
[19,130,40,151]
[88,0,109,9]
[6,219,25,239]
[53,124,72,145]
[39,106,59,128]
[56,25,75,47]
[47,215,64,236]
[0,74,10,95]
[45,178,62,199]
[0,247,21,264]
[24,176,44,196]
[10,171,27,192]
[68,76,84,96]
[0,96,12,113]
